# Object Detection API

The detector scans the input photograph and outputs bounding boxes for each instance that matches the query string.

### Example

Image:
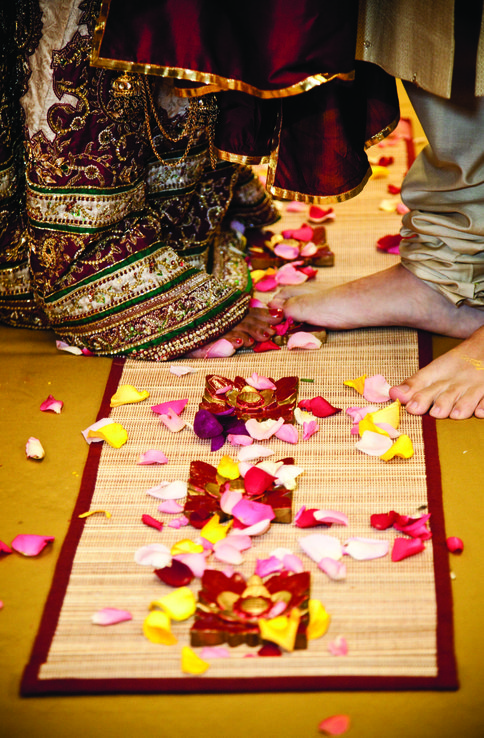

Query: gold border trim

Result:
[266,167,373,205]
[215,148,271,167]
[91,1,354,99]
[365,117,399,149]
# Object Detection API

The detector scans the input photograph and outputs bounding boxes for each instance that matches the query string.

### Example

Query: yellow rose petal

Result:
[370,399,401,429]
[307,599,331,640]
[143,610,177,645]
[343,374,367,395]
[217,455,240,480]
[267,234,283,247]
[170,539,205,556]
[87,422,128,448]
[380,434,414,461]
[110,384,150,408]
[258,608,301,652]
[181,646,210,675]
[151,587,196,621]
[358,414,391,438]
[199,514,231,544]
[370,165,389,179]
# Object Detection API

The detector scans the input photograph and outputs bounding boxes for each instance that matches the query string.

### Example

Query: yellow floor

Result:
[2,87,484,738]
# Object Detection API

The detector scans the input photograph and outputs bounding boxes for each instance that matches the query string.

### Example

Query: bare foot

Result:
[390,326,484,419]
[278,264,484,338]
[186,306,283,357]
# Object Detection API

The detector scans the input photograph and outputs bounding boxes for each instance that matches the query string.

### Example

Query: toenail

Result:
[234,338,243,345]
[405,401,418,412]
[269,308,283,317]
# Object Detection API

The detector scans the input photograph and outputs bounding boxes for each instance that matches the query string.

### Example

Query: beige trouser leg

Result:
[400,81,484,308]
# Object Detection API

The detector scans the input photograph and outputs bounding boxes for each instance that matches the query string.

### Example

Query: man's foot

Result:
[390,326,484,419]
[276,264,484,419]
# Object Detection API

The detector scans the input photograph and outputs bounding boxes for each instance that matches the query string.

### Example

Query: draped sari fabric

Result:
[92,0,400,203]
[0,0,278,360]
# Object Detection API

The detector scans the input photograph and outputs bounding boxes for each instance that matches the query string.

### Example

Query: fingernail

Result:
[269,308,283,317]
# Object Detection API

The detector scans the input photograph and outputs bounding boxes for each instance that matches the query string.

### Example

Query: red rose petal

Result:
[378,156,394,167]
[154,559,194,587]
[244,466,277,497]
[387,184,401,195]
[258,643,282,657]
[142,514,163,531]
[391,537,426,562]
[318,714,351,735]
[447,536,464,554]
[253,340,281,352]
[370,511,398,530]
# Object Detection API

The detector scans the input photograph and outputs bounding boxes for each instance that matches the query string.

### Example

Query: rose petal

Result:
[193,409,224,439]
[170,540,204,556]
[318,715,351,736]
[308,205,335,223]
[151,399,188,416]
[237,444,274,462]
[0,540,13,555]
[142,514,163,531]
[281,553,305,573]
[303,421,319,440]
[231,498,275,527]
[81,418,112,444]
[344,537,389,560]
[199,514,231,544]
[138,450,169,465]
[227,433,253,446]
[11,534,54,556]
[318,557,347,580]
[380,434,414,460]
[155,559,194,587]
[328,635,348,656]
[363,374,392,403]
[345,405,379,423]
[255,555,284,577]
[181,646,210,674]
[173,552,207,578]
[376,233,401,253]
[91,608,133,626]
[39,395,63,414]
[87,422,128,448]
[282,224,314,241]
[255,275,279,292]
[391,537,426,561]
[299,397,341,418]
[244,372,277,391]
[287,331,322,350]
[370,511,398,530]
[259,609,301,652]
[169,364,197,377]
[274,242,300,260]
[143,610,177,645]
[25,437,45,460]
[299,242,318,257]
[308,599,331,640]
[56,340,83,355]
[274,463,304,490]
[244,466,277,496]
[134,543,171,568]
[253,339,281,352]
[168,515,189,529]
[313,510,349,526]
[146,480,188,500]
[110,384,149,407]
[274,423,299,444]
[355,430,393,456]
[245,417,285,440]
[213,540,244,565]
[159,409,187,432]
[220,489,243,515]
[157,499,184,513]
[217,455,240,480]
[285,201,307,212]
[343,375,367,395]
[226,534,252,552]
[230,518,272,536]
[394,513,431,539]
[152,586,196,621]
[200,646,231,659]
[299,534,343,562]
[447,536,464,554]
[249,297,266,308]
[379,199,398,213]
[275,266,308,286]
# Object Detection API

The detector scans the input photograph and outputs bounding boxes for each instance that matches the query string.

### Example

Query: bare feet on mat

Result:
[186,307,284,358]
[274,263,484,419]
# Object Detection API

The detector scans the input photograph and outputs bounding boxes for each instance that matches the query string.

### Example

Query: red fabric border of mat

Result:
[20,331,458,696]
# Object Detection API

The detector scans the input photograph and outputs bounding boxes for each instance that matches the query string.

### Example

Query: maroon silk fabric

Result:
[98,0,358,92]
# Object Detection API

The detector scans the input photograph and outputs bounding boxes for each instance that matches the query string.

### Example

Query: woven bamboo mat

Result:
[21,123,457,694]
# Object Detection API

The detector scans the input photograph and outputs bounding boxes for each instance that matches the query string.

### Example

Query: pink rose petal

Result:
[220,489,243,515]
[81,418,113,444]
[244,373,277,391]
[282,224,314,241]
[303,421,319,440]
[355,430,393,456]
[274,242,300,260]
[91,608,133,626]
[318,557,347,580]
[11,534,54,557]
[255,275,279,292]
[299,397,341,418]
[394,513,432,540]
[255,555,284,577]
[275,265,308,285]
[314,510,349,526]
[299,534,343,562]
[0,540,13,555]
[226,534,252,552]
[168,515,189,529]
[237,444,274,462]
[56,340,83,355]
[227,433,253,446]
[137,450,169,465]
[146,480,187,500]
[231,498,275,527]
[39,395,63,414]
[200,647,231,659]
[287,332,322,350]
[141,514,163,531]
[299,241,318,257]
[245,417,285,440]
[173,552,207,578]
[157,499,184,514]
[244,466,277,496]
[134,543,171,568]
[343,537,389,560]
[213,540,244,565]
[274,423,299,444]
[169,364,197,377]
[391,537,426,562]
[205,338,236,358]
[345,405,379,422]
[25,437,45,459]
[249,297,266,308]
[370,511,398,530]
[282,553,305,573]
[308,205,335,223]
[285,201,307,212]
[318,714,351,736]
[151,399,188,416]
[231,518,272,536]
[447,536,464,554]
[328,636,348,656]
[363,374,391,403]
[159,409,187,432]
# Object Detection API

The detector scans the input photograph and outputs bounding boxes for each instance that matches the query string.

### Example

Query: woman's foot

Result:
[186,306,283,357]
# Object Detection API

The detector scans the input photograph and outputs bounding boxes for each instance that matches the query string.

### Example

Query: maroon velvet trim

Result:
[20,337,458,696]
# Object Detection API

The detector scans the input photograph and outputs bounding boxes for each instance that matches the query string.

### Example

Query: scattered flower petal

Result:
[378,198,398,212]
[287,331,322,350]
[231,518,272,536]
[255,555,284,578]
[282,224,314,241]
[91,608,132,626]
[56,340,83,355]
[249,297,266,308]
[78,509,111,519]
[200,646,231,659]
[168,515,189,529]
[152,586,196,621]
[170,540,205,555]
[318,714,351,736]
[308,599,331,639]
[346,405,379,423]
[447,536,464,554]
[193,409,224,439]
[227,433,253,446]
[199,514,231,544]
[245,417,285,440]
[376,233,401,254]
[181,646,210,674]
[299,534,343,562]
[343,375,367,395]
[134,543,171,568]
[259,608,301,651]
[244,466,277,496]
[253,339,281,352]
[237,444,274,462]
[155,559,194,587]
[328,635,348,656]
[11,534,54,556]
[110,384,149,407]
[314,510,349,526]
[255,275,279,292]
[380,434,414,460]
[308,205,335,223]
[151,399,188,416]
[355,430,393,456]
[274,423,299,444]
[275,265,308,285]
[25,437,45,460]
[370,511,398,530]
[173,552,207,578]
[245,373,277,391]
[0,540,13,555]
[213,540,244,565]
[138,450,169,465]
[232,498,275,527]
[303,421,319,440]
[81,418,112,444]
[204,339,236,358]
[392,537,426,561]
[158,499,184,513]
[170,364,197,376]
[294,407,314,424]
[318,557,347,580]
[343,537,389,560]
[298,396,341,418]
[142,514,163,531]
[159,409,187,432]
[39,395,63,414]
[143,610,177,645]
[217,455,240,480]
[274,242,300,260]
[299,242,318,257]
[363,374,391,402]
[281,553,305,573]
[146,480,188,500]
[274,463,304,489]
[87,422,128,448]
